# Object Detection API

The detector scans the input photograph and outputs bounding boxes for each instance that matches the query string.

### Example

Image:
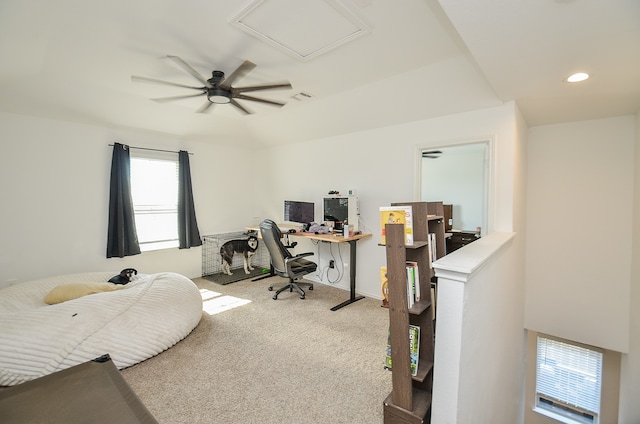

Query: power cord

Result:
[326,242,344,284]
[313,240,326,281]
[312,239,345,284]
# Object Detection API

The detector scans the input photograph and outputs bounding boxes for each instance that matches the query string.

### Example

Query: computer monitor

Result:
[283,200,315,225]
[322,196,358,232]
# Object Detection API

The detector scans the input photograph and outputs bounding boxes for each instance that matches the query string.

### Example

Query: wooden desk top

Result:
[291,231,372,243]
[246,225,371,243]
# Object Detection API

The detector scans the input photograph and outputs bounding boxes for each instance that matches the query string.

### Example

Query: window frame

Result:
[534,334,603,424]
[129,151,180,252]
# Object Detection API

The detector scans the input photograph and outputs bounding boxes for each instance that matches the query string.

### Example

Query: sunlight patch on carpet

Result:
[200,288,222,301]
[200,288,251,315]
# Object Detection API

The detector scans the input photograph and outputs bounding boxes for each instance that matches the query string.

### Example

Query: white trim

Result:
[139,240,179,252]
[414,136,494,235]
[535,335,602,424]
[533,406,595,424]
[130,155,180,249]
[432,232,515,282]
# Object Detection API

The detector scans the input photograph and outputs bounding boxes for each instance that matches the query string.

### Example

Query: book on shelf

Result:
[409,324,420,376]
[385,324,420,377]
[385,328,392,370]
[431,283,437,320]
[406,261,420,303]
[379,206,413,245]
[406,266,414,308]
[428,232,437,262]
[380,266,389,308]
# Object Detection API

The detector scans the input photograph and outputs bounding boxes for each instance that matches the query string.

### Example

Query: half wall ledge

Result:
[432,232,515,282]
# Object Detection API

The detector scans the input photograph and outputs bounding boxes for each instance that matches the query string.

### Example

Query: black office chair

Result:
[259,219,317,300]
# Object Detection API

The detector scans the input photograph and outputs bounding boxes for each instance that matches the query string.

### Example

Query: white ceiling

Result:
[0,0,638,148]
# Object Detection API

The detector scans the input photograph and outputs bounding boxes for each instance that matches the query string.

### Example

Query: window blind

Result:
[536,336,602,419]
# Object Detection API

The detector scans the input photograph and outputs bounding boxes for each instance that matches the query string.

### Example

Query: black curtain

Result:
[178,150,202,249]
[106,143,141,258]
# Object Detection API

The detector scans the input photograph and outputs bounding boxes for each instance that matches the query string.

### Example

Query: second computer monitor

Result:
[323,196,358,232]
[284,200,315,225]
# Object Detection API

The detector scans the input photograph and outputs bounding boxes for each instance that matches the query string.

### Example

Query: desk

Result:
[247,225,371,311]
[290,232,372,311]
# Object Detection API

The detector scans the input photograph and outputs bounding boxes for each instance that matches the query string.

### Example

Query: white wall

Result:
[431,104,528,424]
[0,102,521,300]
[525,116,635,353]
[433,233,525,424]
[252,102,523,300]
[618,110,640,424]
[525,114,639,423]
[0,112,256,286]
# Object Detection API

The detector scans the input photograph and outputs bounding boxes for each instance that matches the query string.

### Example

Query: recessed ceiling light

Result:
[566,72,590,83]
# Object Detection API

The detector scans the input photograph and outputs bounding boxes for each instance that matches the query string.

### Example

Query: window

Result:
[130,155,179,251]
[535,335,603,424]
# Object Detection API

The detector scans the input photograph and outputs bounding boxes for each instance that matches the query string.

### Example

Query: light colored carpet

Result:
[121,276,392,423]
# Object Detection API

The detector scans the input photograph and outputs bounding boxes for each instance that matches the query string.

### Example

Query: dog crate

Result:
[201,230,270,277]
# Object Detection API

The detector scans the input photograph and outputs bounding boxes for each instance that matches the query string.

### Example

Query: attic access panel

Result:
[230,0,369,62]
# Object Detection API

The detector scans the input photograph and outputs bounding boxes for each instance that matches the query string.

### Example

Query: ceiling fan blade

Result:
[131,75,203,90]
[229,99,252,115]
[422,150,443,158]
[219,60,257,89]
[234,94,286,107]
[234,82,292,93]
[151,93,206,103]
[166,55,212,88]
[195,101,215,114]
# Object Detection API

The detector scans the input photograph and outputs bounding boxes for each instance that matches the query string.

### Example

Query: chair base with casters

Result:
[269,274,315,300]
[259,219,318,301]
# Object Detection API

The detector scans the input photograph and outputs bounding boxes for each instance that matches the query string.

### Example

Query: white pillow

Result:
[44,282,122,305]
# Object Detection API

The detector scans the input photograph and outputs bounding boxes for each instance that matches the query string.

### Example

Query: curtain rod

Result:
[108,144,193,155]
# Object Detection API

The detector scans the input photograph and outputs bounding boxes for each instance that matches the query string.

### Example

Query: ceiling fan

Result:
[422,150,442,159]
[131,55,292,115]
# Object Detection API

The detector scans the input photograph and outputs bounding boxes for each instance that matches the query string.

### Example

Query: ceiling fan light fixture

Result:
[565,72,590,83]
[133,56,290,114]
[207,88,231,104]
[422,150,443,158]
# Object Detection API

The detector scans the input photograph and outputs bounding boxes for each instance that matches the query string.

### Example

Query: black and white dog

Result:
[108,268,138,285]
[220,236,259,275]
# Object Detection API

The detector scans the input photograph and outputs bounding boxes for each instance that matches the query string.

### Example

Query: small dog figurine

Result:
[220,236,258,275]
[109,268,138,285]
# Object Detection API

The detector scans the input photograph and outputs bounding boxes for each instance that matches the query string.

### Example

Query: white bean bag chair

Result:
[0,271,202,386]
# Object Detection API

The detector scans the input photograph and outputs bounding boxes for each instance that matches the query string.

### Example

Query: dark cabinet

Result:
[446,231,479,253]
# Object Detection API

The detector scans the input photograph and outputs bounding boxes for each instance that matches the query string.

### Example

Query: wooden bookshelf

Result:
[383,202,439,424]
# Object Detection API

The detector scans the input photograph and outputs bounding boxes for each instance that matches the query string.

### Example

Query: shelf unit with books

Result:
[393,201,445,268]
[394,201,446,324]
[425,201,447,260]
[382,202,436,424]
